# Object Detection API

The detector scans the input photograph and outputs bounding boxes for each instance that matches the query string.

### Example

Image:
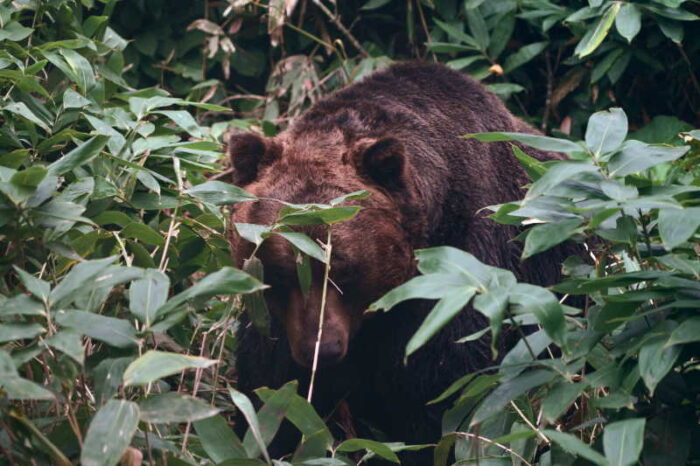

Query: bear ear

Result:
[228,132,279,185]
[355,137,407,191]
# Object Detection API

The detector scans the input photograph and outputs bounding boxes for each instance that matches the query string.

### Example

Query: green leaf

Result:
[360,0,391,10]
[129,268,170,327]
[615,3,642,42]
[55,310,138,348]
[235,223,273,246]
[12,266,51,304]
[81,400,139,466]
[0,294,45,317]
[255,388,333,443]
[60,48,95,92]
[11,166,47,188]
[509,284,567,347]
[328,190,371,205]
[121,222,164,246]
[511,145,547,181]
[243,381,297,456]
[485,83,525,97]
[608,141,689,177]
[465,132,583,154]
[242,257,271,336]
[278,206,361,226]
[47,135,110,176]
[406,290,476,358]
[337,439,400,463]
[522,219,583,259]
[665,317,700,347]
[3,102,51,132]
[644,5,698,21]
[0,351,55,400]
[156,110,203,138]
[228,386,271,463]
[433,19,480,49]
[276,231,326,263]
[526,161,599,200]
[45,330,84,364]
[123,350,216,386]
[415,246,496,287]
[639,333,680,395]
[91,357,133,405]
[631,115,693,144]
[63,88,91,109]
[92,211,134,227]
[370,274,473,312]
[575,2,622,57]
[472,286,510,353]
[194,415,247,462]
[586,108,628,156]
[499,329,552,380]
[0,323,45,342]
[135,170,161,194]
[600,179,638,200]
[0,22,34,41]
[466,9,489,50]
[157,267,265,316]
[139,393,219,423]
[186,180,257,205]
[471,370,556,425]
[541,381,586,423]
[603,418,646,466]
[657,17,684,43]
[503,41,548,73]
[130,192,179,210]
[658,207,700,249]
[49,257,116,307]
[544,429,608,465]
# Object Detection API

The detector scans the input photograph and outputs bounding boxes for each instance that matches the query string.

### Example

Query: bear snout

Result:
[291,336,347,369]
[284,286,353,369]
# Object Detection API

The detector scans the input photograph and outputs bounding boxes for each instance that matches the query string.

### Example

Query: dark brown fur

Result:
[228,62,569,460]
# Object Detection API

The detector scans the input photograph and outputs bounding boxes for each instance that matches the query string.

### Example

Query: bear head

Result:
[228,129,425,368]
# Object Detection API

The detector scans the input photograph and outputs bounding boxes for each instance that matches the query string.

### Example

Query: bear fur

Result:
[228,62,569,458]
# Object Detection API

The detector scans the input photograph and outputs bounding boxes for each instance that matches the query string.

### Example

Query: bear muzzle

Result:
[290,334,348,369]
[284,286,353,369]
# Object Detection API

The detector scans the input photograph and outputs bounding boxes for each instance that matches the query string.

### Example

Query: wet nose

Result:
[317,339,345,368]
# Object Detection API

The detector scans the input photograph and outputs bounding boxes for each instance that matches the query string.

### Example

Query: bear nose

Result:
[316,339,345,368]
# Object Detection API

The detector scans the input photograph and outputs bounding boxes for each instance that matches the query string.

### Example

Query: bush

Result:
[376,108,700,464]
[1,0,698,465]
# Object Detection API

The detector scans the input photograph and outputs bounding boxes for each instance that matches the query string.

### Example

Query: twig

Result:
[509,401,550,445]
[676,43,700,99]
[181,332,210,452]
[210,168,234,180]
[453,431,534,466]
[311,0,369,58]
[415,0,436,62]
[307,228,333,402]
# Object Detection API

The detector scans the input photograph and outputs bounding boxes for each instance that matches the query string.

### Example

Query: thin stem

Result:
[507,311,538,361]
[453,431,534,466]
[415,0,436,61]
[311,0,370,58]
[637,209,653,261]
[307,228,332,403]
[509,400,550,445]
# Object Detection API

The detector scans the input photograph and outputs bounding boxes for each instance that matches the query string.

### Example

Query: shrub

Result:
[1,0,698,465]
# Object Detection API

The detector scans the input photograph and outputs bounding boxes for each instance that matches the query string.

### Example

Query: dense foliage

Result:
[0,0,698,465]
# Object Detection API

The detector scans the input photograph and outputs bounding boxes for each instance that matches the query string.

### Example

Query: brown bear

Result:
[228,62,568,459]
